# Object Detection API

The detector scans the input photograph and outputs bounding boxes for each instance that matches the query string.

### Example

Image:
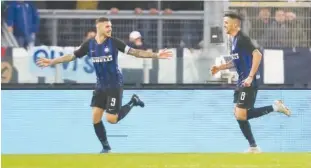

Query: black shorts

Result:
[90,88,123,114]
[233,87,258,109]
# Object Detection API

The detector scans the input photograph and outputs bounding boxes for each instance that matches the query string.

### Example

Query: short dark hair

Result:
[96,17,110,23]
[224,11,242,21]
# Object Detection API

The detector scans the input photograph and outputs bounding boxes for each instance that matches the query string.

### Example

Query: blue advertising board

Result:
[2,90,311,154]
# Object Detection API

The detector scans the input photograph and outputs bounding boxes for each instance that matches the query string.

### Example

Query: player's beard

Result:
[106,32,112,37]
[224,27,230,34]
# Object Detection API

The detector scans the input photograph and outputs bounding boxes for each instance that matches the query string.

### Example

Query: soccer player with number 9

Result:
[36,17,173,153]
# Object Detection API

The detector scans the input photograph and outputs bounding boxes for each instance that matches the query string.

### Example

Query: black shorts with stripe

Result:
[233,87,258,109]
[90,88,123,114]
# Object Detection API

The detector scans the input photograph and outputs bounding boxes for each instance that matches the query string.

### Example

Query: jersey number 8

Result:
[240,92,246,101]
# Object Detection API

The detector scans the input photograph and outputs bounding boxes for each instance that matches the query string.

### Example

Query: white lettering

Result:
[91,55,113,63]
[231,53,239,60]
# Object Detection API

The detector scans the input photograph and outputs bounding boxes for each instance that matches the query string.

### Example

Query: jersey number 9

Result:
[110,98,116,107]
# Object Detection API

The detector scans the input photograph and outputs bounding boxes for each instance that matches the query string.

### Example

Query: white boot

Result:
[273,100,291,116]
[244,146,262,153]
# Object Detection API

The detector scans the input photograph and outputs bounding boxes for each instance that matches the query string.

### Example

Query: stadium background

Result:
[1,0,311,167]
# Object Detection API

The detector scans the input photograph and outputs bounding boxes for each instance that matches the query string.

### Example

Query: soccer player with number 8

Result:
[211,11,291,153]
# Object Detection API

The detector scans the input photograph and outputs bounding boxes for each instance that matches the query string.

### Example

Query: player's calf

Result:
[105,94,145,124]
[92,107,111,152]
[246,100,291,120]
[115,94,145,123]
[235,106,257,148]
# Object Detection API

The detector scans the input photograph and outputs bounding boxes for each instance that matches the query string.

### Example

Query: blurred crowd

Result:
[2,1,311,49]
[241,8,310,48]
[2,0,39,48]
[37,1,204,49]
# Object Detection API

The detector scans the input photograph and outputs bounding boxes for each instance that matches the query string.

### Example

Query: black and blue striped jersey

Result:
[74,37,131,90]
[231,31,260,87]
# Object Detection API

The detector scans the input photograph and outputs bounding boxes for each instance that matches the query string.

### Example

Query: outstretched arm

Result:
[37,40,89,67]
[50,54,76,65]
[36,54,77,67]
[127,48,159,58]
[113,37,172,59]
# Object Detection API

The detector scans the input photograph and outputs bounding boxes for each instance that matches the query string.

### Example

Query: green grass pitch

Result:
[2,153,311,168]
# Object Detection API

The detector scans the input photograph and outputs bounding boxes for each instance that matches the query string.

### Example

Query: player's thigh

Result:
[233,90,239,117]
[92,107,105,123]
[235,105,247,120]
[90,90,107,123]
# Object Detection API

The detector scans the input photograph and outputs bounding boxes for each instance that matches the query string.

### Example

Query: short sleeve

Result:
[74,40,89,58]
[243,36,257,54]
[112,37,131,54]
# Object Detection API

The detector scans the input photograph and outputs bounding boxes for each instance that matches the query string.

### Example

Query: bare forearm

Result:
[219,61,234,70]
[249,50,262,77]
[51,54,76,65]
[128,48,158,58]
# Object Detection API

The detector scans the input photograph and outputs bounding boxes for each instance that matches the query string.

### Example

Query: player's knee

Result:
[106,114,118,124]
[93,117,102,124]
[235,107,247,120]
[236,115,247,120]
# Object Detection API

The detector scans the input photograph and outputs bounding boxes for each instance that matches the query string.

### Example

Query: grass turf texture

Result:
[2,153,311,168]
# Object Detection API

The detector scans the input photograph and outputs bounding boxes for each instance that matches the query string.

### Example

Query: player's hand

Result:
[8,26,13,33]
[36,57,53,67]
[157,49,173,59]
[243,76,253,87]
[210,65,220,76]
